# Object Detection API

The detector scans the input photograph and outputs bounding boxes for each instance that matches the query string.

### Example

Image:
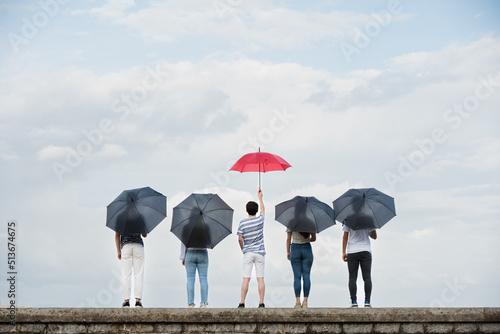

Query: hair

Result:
[299,232,311,239]
[246,201,259,216]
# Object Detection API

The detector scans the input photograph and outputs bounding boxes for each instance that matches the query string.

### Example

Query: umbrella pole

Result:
[258,147,261,190]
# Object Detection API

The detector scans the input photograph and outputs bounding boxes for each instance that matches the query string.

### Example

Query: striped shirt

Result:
[237,214,266,255]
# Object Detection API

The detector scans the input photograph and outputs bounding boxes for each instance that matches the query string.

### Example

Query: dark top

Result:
[120,234,144,249]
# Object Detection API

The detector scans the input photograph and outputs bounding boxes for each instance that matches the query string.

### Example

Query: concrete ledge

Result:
[1,308,499,334]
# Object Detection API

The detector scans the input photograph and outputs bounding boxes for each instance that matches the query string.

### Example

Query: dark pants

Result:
[347,251,372,303]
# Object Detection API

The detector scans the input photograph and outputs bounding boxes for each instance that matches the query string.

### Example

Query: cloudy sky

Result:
[1,0,499,308]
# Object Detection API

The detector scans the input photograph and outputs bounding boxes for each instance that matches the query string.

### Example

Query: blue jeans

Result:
[290,243,313,298]
[185,249,209,305]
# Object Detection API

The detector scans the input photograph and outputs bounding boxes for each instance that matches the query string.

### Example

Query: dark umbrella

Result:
[333,188,396,230]
[275,196,336,233]
[171,193,234,249]
[106,186,167,236]
[229,147,291,190]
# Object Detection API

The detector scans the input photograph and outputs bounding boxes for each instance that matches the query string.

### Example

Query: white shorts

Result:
[242,252,265,278]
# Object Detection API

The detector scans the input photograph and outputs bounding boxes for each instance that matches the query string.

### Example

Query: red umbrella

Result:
[229,148,291,190]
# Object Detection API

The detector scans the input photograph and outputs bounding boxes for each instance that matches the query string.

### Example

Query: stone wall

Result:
[1,308,499,334]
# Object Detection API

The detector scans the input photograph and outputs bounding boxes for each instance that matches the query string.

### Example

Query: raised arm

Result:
[258,190,265,216]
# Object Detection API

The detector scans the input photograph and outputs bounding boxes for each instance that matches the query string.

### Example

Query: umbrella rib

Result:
[334,195,362,219]
[106,206,128,224]
[135,202,166,216]
[369,196,396,215]
[202,215,233,234]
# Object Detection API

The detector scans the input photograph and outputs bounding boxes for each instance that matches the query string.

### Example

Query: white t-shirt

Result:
[286,228,312,244]
[343,225,375,254]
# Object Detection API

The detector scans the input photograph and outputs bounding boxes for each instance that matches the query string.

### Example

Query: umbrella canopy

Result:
[106,186,167,236]
[229,148,291,189]
[333,188,396,230]
[275,196,336,233]
[171,193,234,249]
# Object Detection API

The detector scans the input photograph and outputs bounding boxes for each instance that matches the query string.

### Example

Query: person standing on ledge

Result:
[342,226,377,308]
[180,242,209,308]
[237,190,266,308]
[286,229,316,308]
[115,232,146,308]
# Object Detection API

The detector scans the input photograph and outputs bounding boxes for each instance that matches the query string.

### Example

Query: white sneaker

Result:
[200,303,208,308]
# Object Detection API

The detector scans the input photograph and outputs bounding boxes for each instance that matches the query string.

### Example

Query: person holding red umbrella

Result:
[237,190,266,308]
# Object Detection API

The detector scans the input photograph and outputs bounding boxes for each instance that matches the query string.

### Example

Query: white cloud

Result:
[84,1,374,48]
[37,145,71,160]
[87,0,136,19]
[0,152,18,161]
[463,137,500,171]
[408,227,434,240]
[1,2,500,308]
[95,144,128,158]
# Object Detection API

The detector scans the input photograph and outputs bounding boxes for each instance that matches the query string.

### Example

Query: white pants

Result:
[121,243,145,300]
[242,252,265,278]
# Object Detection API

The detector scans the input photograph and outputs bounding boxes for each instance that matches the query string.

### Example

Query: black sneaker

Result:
[258,303,265,308]
[135,301,143,308]
[237,303,245,308]
[122,301,130,308]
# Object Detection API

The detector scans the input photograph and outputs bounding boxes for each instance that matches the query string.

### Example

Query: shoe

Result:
[364,301,371,308]
[351,301,358,308]
[294,302,301,308]
[188,304,195,308]
[122,301,130,308]
[237,303,245,308]
[301,301,308,309]
[258,303,265,308]
[200,303,207,308]
[135,301,143,308]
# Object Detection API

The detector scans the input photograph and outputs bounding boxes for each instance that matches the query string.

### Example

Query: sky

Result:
[0,0,499,309]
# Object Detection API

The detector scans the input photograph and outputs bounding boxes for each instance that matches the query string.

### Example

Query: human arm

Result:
[286,232,292,260]
[370,230,377,240]
[258,190,265,216]
[238,235,244,251]
[115,232,121,260]
[342,231,349,262]
[310,233,316,242]
[180,243,187,265]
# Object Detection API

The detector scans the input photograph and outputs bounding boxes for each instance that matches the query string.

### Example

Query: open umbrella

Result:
[106,186,167,236]
[333,188,396,230]
[171,193,234,249]
[275,196,336,233]
[229,147,291,190]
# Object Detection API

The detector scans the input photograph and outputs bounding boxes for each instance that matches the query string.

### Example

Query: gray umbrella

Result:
[171,193,234,249]
[333,188,396,230]
[275,196,335,233]
[106,186,167,236]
